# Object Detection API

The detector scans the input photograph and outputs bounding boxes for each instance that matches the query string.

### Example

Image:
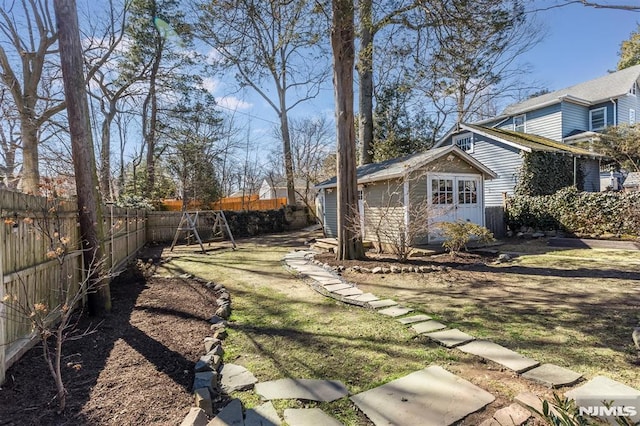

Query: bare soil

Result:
[0,246,218,426]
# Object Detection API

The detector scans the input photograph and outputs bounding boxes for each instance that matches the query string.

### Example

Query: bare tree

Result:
[0,0,66,193]
[0,86,21,188]
[331,0,365,260]
[54,0,110,315]
[193,0,329,206]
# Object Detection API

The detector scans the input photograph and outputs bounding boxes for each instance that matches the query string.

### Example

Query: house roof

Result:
[315,145,496,189]
[458,124,605,158]
[623,171,640,188]
[494,64,640,118]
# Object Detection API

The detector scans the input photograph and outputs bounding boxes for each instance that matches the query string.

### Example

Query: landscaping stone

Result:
[195,353,218,372]
[350,365,494,426]
[213,328,228,340]
[410,320,447,334]
[215,304,231,319]
[376,306,413,317]
[565,376,640,423]
[333,287,363,296]
[345,293,379,303]
[480,403,531,426]
[457,340,539,373]
[371,267,383,274]
[283,408,343,426]
[323,283,351,292]
[397,314,432,324]
[194,387,213,416]
[425,328,475,348]
[209,315,226,325]
[521,363,582,388]
[244,402,281,426]
[220,363,258,393]
[204,337,221,353]
[254,378,349,402]
[181,407,209,426]
[194,371,218,393]
[208,344,224,358]
[367,299,397,309]
[207,399,244,426]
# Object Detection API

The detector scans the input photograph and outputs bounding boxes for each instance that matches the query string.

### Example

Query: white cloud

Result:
[217,96,253,110]
[201,77,221,94]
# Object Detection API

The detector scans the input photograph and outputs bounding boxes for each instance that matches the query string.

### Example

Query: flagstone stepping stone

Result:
[367,299,398,309]
[333,287,363,296]
[345,293,379,303]
[377,306,413,317]
[425,328,475,348]
[283,408,343,426]
[411,320,447,334]
[565,376,640,423]
[479,403,531,426]
[323,283,352,292]
[457,340,539,373]
[244,402,281,426]
[220,363,258,393]
[208,399,244,426]
[521,363,582,388]
[350,365,494,426]
[397,314,432,324]
[254,378,349,402]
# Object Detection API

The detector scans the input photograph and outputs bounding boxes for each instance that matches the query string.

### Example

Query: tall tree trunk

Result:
[144,39,162,198]
[331,0,365,261]
[54,0,110,316]
[20,119,40,194]
[99,105,116,198]
[358,0,374,165]
[279,111,297,206]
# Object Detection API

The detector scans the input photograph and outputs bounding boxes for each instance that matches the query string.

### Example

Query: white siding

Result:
[561,102,589,138]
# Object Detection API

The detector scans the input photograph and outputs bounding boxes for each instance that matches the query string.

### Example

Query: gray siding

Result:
[581,159,601,192]
[617,94,640,125]
[561,101,589,138]
[523,103,562,141]
[362,181,404,245]
[323,189,338,237]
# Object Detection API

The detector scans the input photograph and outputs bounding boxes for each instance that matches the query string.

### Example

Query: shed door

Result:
[428,175,482,242]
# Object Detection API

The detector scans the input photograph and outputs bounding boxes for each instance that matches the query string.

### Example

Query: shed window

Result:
[453,133,473,153]
[457,180,478,204]
[432,179,453,204]
[589,107,607,131]
[514,114,526,133]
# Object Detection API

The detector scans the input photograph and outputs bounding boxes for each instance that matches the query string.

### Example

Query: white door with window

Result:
[427,174,483,242]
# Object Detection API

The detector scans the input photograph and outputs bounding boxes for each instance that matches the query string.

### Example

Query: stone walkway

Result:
[280,249,640,425]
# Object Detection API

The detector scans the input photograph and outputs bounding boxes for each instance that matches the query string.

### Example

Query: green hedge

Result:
[507,187,640,237]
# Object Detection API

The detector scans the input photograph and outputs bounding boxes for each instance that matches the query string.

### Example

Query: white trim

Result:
[453,132,474,153]
[631,109,636,125]
[403,178,410,242]
[589,106,607,131]
[513,114,526,133]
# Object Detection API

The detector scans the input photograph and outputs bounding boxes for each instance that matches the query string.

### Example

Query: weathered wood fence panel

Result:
[485,206,506,238]
[1,191,146,384]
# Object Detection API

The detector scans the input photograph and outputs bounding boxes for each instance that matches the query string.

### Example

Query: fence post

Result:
[0,203,5,384]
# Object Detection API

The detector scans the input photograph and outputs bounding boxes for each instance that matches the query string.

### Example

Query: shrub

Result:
[440,221,495,255]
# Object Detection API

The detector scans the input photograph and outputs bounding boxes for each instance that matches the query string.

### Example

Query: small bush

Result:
[440,221,495,255]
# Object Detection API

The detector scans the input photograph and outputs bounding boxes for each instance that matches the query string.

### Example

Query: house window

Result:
[432,179,453,205]
[589,107,607,131]
[630,109,636,125]
[630,83,637,96]
[453,133,473,153]
[457,180,478,204]
[357,189,363,200]
[514,114,526,133]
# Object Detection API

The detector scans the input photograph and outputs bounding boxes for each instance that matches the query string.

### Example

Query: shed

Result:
[315,145,496,245]
[623,172,640,192]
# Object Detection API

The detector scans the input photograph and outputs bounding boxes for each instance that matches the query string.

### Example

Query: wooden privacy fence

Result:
[0,190,146,384]
[160,196,288,212]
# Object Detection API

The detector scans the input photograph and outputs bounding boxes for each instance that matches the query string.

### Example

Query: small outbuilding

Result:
[315,145,496,245]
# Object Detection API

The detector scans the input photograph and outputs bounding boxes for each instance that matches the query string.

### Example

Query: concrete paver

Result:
[283,408,343,426]
[457,340,539,373]
[244,402,281,426]
[367,299,398,309]
[254,378,349,402]
[350,365,494,426]
[345,293,379,303]
[333,287,363,296]
[410,320,447,334]
[425,328,474,348]
[565,376,640,423]
[521,363,582,388]
[376,306,413,317]
[323,283,351,292]
[397,314,432,324]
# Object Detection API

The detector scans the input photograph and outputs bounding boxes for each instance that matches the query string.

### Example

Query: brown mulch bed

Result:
[0,250,218,426]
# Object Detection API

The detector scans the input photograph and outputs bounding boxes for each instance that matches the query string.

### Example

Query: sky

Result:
[208,0,640,152]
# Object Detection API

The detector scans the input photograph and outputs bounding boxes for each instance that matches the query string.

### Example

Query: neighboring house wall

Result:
[561,102,589,138]
[258,180,275,199]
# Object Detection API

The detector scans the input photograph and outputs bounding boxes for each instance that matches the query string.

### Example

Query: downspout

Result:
[573,156,577,187]
[403,175,410,246]
[610,98,617,126]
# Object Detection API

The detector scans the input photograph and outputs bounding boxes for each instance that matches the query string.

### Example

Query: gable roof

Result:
[496,64,640,118]
[315,145,496,189]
